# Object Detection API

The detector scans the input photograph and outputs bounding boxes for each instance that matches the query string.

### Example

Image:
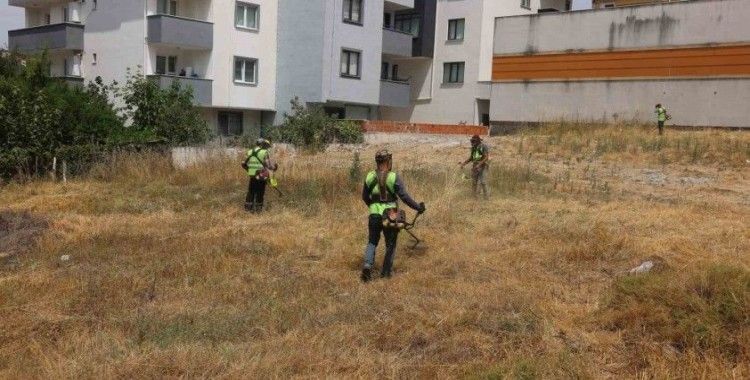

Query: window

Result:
[157,0,177,15]
[235,2,259,30]
[44,13,51,25]
[63,7,69,22]
[383,12,391,28]
[447,18,464,41]
[391,64,399,81]
[520,0,531,9]
[234,57,257,84]
[218,112,243,136]
[343,0,363,25]
[443,62,464,84]
[156,55,177,75]
[340,49,361,78]
[381,62,389,80]
[394,13,420,36]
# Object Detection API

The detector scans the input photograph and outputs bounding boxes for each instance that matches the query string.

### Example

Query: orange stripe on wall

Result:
[492,45,750,81]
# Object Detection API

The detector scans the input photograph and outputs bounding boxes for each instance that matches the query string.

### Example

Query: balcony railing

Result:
[8,23,84,52]
[380,80,411,108]
[148,75,213,106]
[147,15,213,50]
[382,28,413,57]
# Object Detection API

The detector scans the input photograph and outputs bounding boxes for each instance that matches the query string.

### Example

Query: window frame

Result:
[520,0,531,10]
[342,0,364,26]
[340,49,361,79]
[235,1,260,31]
[443,62,465,84]
[218,111,244,137]
[155,55,177,75]
[233,56,258,85]
[447,18,465,41]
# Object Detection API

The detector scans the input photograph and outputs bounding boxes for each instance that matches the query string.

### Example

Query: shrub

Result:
[269,98,363,151]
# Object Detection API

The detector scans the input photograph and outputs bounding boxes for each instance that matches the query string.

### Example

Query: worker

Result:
[460,134,490,199]
[655,103,669,136]
[361,150,426,282]
[242,138,276,213]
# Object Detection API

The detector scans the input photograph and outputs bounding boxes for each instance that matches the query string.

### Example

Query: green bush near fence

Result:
[0,51,211,181]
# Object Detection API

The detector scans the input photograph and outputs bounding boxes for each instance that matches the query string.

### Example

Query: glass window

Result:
[155,55,176,75]
[340,49,361,78]
[343,0,363,24]
[234,57,257,84]
[394,13,420,36]
[218,112,243,137]
[443,62,465,84]
[448,18,465,40]
[521,0,531,9]
[236,2,259,30]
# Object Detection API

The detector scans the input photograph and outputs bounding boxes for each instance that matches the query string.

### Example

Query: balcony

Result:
[147,15,213,50]
[8,23,84,53]
[385,0,414,9]
[53,75,84,87]
[380,80,411,108]
[148,75,213,106]
[382,28,413,58]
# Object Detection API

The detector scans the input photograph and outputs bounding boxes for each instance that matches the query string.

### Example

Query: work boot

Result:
[380,269,392,279]
[361,268,372,283]
[244,202,254,212]
[255,204,264,213]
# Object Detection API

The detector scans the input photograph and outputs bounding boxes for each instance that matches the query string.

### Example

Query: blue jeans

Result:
[363,214,399,274]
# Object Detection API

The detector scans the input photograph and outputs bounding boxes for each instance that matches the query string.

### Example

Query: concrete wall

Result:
[210,0,277,112]
[274,0,327,123]
[322,0,385,106]
[490,0,750,127]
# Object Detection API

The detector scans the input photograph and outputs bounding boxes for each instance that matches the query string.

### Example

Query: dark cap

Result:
[375,150,392,163]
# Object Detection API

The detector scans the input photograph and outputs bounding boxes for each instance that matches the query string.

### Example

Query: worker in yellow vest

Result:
[655,103,670,136]
[360,150,425,282]
[460,135,490,199]
[242,138,276,213]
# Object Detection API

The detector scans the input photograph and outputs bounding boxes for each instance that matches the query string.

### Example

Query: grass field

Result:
[1,123,749,378]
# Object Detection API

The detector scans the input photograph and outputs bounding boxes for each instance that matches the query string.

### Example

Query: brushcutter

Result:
[403,206,426,250]
[269,175,283,197]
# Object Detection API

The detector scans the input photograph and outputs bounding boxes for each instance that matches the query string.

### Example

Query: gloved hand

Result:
[417,202,426,214]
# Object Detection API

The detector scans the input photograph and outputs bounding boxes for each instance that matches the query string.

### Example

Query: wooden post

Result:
[62,160,67,183]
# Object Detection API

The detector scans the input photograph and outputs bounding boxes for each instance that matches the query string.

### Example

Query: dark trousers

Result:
[658,121,665,135]
[245,177,266,211]
[364,214,399,274]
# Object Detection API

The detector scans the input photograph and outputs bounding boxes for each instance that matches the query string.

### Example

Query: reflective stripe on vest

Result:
[246,148,268,175]
[365,171,397,215]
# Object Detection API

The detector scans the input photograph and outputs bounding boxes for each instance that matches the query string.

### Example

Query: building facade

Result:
[9,0,278,137]
[8,0,575,135]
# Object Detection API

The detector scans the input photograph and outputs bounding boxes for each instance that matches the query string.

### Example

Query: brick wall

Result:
[361,120,489,136]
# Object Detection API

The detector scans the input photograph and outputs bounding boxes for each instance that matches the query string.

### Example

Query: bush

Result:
[268,98,364,151]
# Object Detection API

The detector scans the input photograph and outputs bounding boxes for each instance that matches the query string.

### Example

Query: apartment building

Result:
[380,0,570,126]
[7,0,576,135]
[274,0,420,124]
[8,0,278,137]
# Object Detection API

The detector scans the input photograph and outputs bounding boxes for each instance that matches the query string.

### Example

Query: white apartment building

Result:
[380,0,570,126]
[8,0,572,134]
[9,0,278,137]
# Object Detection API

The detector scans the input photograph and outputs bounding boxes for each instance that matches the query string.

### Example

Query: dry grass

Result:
[1,124,749,378]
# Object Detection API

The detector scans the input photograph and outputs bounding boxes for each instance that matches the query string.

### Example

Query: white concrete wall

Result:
[382,0,540,124]
[82,0,147,88]
[211,0,277,111]
[494,0,750,55]
[322,0,385,106]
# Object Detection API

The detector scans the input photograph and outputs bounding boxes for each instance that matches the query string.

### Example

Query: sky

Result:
[0,1,593,48]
